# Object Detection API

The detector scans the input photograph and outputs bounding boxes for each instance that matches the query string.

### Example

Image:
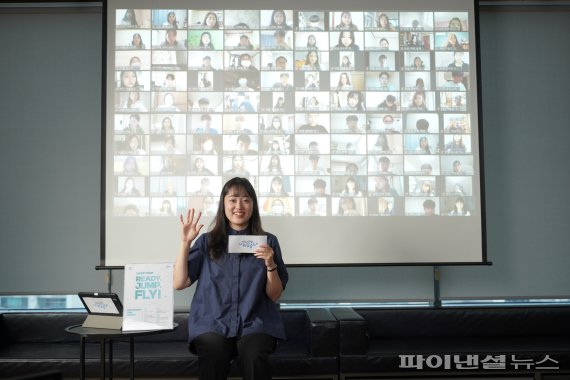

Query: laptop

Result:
[78,292,123,329]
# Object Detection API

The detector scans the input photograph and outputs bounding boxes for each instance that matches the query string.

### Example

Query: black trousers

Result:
[191,332,276,380]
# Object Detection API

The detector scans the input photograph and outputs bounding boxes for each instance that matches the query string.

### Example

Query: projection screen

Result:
[104,0,486,266]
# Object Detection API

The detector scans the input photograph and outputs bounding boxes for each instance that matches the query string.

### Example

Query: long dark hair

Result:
[208,177,265,261]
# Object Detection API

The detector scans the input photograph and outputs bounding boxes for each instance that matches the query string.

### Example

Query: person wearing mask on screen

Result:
[238,54,258,71]
[174,177,288,380]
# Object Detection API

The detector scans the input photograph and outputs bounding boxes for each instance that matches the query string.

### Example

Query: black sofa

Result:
[331,306,570,380]
[0,308,338,379]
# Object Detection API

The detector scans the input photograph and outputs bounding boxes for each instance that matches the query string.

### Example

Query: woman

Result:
[335,30,359,50]
[203,12,220,29]
[373,133,391,153]
[306,34,318,50]
[335,11,358,30]
[449,197,470,216]
[337,196,360,216]
[270,10,291,30]
[376,13,395,31]
[412,56,424,70]
[119,177,140,196]
[119,70,141,89]
[444,32,463,51]
[303,51,320,70]
[346,91,364,111]
[266,116,285,134]
[445,134,467,153]
[130,33,145,49]
[410,91,428,110]
[416,136,432,154]
[199,32,214,49]
[159,200,175,216]
[337,72,352,90]
[163,11,179,29]
[160,117,175,133]
[341,177,363,196]
[265,154,283,174]
[123,91,148,111]
[340,55,353,69]
[192,157,214,175]
[120,9,139,27]
[174,178,288,380]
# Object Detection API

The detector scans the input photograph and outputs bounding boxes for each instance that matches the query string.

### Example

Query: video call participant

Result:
[174,178,288,380]
[272,73,293,91]
[297,113,328,133]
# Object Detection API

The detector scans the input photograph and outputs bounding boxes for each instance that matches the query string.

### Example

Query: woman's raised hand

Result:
[180,208,204,243]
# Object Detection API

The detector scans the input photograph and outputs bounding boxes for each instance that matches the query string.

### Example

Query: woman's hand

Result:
[180,208,204,244]
[254,244,276,269]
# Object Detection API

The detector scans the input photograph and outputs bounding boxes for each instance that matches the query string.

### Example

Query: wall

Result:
[0,4,569,307]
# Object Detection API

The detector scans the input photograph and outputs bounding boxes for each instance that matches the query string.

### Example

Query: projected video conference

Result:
[112,8,475,218]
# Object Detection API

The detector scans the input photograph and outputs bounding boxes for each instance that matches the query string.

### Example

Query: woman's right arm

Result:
[173,208,204,290]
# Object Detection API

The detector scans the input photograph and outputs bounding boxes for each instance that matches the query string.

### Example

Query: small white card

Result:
[228,235,267,254]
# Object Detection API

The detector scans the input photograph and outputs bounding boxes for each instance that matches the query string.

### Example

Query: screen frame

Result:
[100,0,488,268]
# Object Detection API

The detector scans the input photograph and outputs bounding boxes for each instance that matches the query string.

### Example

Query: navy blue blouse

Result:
[186,229,288,345]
